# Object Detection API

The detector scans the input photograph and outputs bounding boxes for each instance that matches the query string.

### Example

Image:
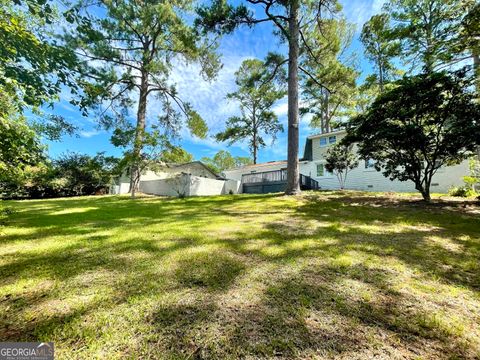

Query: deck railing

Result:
[241,169,287,184]
[300,174,320,190]
[241,169,319,190]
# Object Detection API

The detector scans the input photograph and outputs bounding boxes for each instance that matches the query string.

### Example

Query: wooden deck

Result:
[241,169,320,193]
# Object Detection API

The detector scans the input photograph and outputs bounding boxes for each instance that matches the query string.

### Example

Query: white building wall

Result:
[189,175,226,196]
[305,131,468,193]
[223,179,241,194]
[223,130,469,193]
[302,159,468,193]
[118,182,130,194]
[139,179,179,196]
[114,174,241,197]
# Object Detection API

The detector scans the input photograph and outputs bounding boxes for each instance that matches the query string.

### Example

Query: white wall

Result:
[223,179,241,194]
[224,157,468,194]
[188,175,225,196]
[301,159,467,193]
[113,174,241,197]
[115,182,130,194]
[140,179,179,196]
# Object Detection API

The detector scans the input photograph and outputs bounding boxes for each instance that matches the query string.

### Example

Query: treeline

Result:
[1,153,120,199]
[0,148,246,199]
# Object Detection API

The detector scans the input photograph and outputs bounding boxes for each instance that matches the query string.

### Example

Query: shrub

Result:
[448,186,477,198]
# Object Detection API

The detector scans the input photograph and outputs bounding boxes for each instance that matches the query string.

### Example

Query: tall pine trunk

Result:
[252,105,257,164]
[473,48,479,94]
[285,0,300,195]
[130,71,148,199]
[474,49,480,160]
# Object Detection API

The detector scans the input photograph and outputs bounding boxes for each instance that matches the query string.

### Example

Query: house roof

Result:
[225,160,287,172]
[166,161,221,179]
[307,129,346,140]
[223,130,349,172]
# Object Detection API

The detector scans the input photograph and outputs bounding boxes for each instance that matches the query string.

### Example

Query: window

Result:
[329,136,336,144]
[316,164,324,177]
[365,158,375,169]
[319,138,327,147]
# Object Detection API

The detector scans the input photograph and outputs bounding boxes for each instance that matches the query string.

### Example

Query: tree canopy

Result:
[201,150,252,174]
[159,145,194,164]
[216,58,285,164]
[301,14,358,133]
[360,13,401,92]
[386,0,476,73]
[324,143,359,189]
[67,0,220,197]
[344,70,480,201]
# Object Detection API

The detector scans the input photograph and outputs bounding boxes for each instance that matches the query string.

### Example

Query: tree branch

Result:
[299,66,332,93]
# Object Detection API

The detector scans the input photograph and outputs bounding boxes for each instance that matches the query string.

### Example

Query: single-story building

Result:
[111,161,241,197]
[223,129,470,194]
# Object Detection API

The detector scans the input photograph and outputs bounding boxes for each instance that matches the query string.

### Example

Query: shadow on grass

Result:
[0,192,478,358]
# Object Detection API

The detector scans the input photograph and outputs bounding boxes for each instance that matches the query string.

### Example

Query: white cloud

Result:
[341,0,387,28]
[372,0,386,13]
[80,129,103,138]
[272,101,288,117]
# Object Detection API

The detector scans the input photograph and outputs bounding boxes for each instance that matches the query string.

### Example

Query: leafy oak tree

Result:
[344,70,480,201]
[0,0,79,110]
[67,0,220,198]
[0,0,80,140]
[196,0,339,194]
[216,58,285,164]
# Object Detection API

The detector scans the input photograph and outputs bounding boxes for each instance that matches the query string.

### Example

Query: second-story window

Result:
[329,136,336,144]
[319,138,327,147]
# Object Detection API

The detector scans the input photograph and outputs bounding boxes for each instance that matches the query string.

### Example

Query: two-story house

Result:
[223,129,469,194]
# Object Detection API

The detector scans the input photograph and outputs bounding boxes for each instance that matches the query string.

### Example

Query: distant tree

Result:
[386,0,474,73]
[160,145,194,164]
[1,151,120,199]
[67,0,219,198]
[463,158,480,193]
[344,70,480,201]
[458,2,480,92]
[201,150,252,174]
[360,14,401,92]
[324,144,359,189]
[54,152,120,196]
[216,58,285,164]
[301,15,358,133]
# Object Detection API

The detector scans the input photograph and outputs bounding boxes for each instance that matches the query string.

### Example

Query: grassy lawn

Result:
[0,191,479,359]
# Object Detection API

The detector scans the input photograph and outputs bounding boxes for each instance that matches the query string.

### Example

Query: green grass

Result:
[0,191,479,359]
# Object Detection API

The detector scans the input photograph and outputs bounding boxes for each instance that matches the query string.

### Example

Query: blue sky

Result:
[44,0,385,163]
